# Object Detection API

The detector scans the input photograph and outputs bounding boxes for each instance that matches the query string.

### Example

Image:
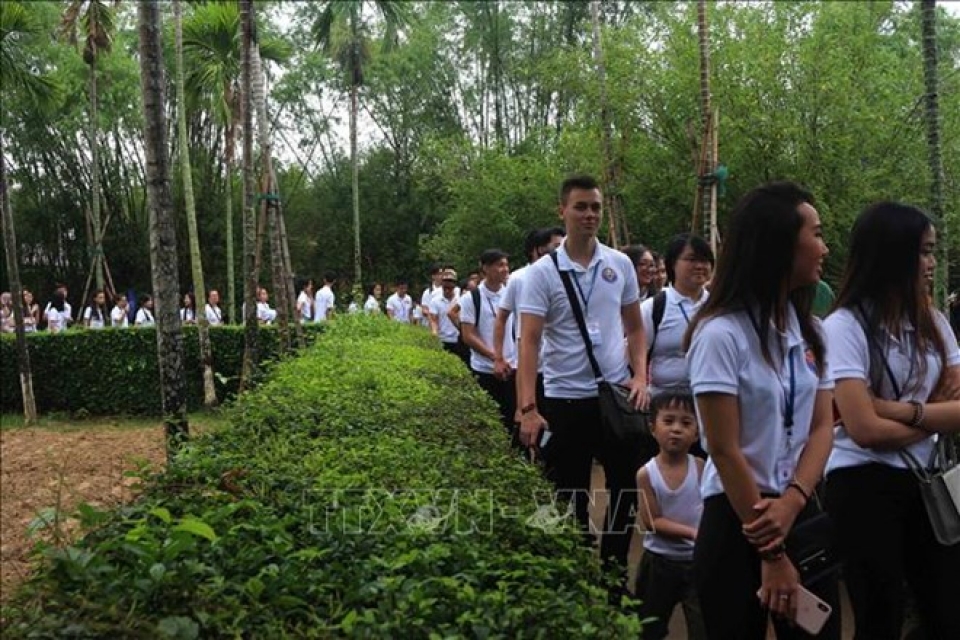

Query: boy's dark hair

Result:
[650,391,695,422]
[664,233,715,284]
[560,174,600,204]
[429,262,443,276]
[323,271,336,284]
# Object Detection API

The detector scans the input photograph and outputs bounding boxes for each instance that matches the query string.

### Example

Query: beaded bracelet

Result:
[787,479,811,504]
[908,401,925,430]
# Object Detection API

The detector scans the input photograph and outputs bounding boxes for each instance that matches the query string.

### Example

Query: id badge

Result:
[775,455,795,488]
[587,321,603,347]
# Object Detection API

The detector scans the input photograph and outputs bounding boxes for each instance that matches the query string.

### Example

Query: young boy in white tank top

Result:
[635,392,705,640]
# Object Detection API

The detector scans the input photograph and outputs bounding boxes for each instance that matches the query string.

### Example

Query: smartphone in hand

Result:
[795,585,832,635]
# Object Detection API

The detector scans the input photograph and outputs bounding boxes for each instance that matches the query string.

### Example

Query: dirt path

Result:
[0,426,166,602]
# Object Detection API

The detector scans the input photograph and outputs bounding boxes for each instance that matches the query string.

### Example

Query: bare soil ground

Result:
[0,415,226,603]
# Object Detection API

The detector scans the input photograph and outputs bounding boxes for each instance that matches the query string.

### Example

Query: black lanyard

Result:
[746,308,797,435]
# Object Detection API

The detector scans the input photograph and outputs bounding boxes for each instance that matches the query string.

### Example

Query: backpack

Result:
[646,290,668,363]
[471,288,482,331]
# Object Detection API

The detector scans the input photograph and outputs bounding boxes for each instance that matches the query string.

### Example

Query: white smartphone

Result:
[538,428,553,449]
[794,585,832,635]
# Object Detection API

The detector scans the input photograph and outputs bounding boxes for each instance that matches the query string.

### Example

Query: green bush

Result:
[1,315,640,638]
[0,324,325,416]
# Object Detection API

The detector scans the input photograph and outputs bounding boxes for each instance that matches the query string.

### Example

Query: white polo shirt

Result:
[315,286,335,321]
[83,306,107,329]
[296,291,314,322]
[135,307,155,327]
[429,293,460,343]
[460,282,516,373]
[205,304,223,326]
[386,293,413,322]
[519,241,639,399]
[111,306,129,328]
[256,302,277,324]
[641,286,709,395]
[824,307,960,473]
[687,305,833,499]
[363,295,381,314]
[498,264,527,347]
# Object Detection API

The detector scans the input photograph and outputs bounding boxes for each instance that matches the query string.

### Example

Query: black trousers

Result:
[825,463,960,640]
[694,494,841,640]
[442,340,470,366]
[474,371,516,444]
[540,397,648,570]
[635,550,705,640]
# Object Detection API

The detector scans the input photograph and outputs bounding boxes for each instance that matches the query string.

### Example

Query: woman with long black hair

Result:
[824,202,960,639]
[685,182,839,638]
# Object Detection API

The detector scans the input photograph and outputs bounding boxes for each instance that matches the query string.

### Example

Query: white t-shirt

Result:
[111,306,129,328]
[420,285,441,326]
[518,241,639,398]
[45,307,66,333]
[461,282,515,373]
[687,305,833,499]
[44,301,72,325]
[430,293,461,343]
[205,304,223,326]
[498,264,528,348]
[135,307,155,327]
[314,285,335,321]
[386,293,413,323]
[641,287,709,395]
[83,306,107,329]
[180,308,196,323]
[256,302,277,324]
[824,307,960,473]
[296,291,313,323]
[364,295,381,314]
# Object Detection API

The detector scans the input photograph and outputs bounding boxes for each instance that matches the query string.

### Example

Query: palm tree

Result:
[310,0,409,289]
[58,0,118,296]
[174,0,216,407]
[138,0,188,458]
[921,0,947,306]
[182,2,288,324]
[1,0,60,425]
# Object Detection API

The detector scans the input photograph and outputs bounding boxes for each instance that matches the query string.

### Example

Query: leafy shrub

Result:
[0,324,324,416]
[1,315,640,638]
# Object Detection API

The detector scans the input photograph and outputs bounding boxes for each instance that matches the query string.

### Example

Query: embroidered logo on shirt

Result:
[601,267,618,283]
[804,348,818,374]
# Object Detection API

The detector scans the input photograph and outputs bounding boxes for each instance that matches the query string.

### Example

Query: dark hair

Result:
[664,233,714,284]
[522,229,544,261]
[834,202,945,395]
[366,283,380,297]
[623,244,652,268]
[323,271,336,284]
[297,278,314,292]
[480,248,509,266]
[684,181,825,374]
[88,289,107,323]
[182,292,197,310]
[560,174,600,204]
[428,262,443,276]
[650,391,695,422]
[395,277,408,286]
[139,294,152,308]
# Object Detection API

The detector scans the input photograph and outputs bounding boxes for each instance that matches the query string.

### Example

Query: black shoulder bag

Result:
[550,253,653,449]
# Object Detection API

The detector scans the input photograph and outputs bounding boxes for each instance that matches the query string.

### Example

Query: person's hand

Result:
[930,371,960,402]
[519,409,547,449]
[742,494,802,552]
[758,556,799,618]
[493,356,511,381]
[626,374,649,411]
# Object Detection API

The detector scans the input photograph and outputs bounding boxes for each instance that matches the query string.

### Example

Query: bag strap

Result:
[856,303,902,400]
[550,252,604,382]
[471,288,481,331]
[646,290,668,363]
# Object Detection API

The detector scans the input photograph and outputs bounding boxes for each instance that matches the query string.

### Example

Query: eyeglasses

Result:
[679,256,712,264]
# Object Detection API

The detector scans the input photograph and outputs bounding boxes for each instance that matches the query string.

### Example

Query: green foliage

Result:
[0,324,324,416]
[1,315,639,637]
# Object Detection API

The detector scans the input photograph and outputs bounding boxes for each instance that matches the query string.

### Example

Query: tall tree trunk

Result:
[351,77,362,288]
[1,135,38,425]
[277,201,304,348]
[175,0,217,407]
[590,0,624,248]
[89,53,104,292]
[138,0,188,459]
[251,46,293,353]
[239,0,259,390]
[921,0,948,306]
[224,113,236,324]
[697,0,715,248]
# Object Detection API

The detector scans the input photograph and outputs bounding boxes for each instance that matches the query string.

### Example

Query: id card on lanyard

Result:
[572,263,602,347]
[775,345,799,486]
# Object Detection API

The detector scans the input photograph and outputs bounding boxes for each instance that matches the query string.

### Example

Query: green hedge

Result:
[2,315,640,638]
[0,324,325,416]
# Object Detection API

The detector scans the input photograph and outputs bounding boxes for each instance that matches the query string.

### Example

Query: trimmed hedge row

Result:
[2,315,640,638]
[0,324,324,416]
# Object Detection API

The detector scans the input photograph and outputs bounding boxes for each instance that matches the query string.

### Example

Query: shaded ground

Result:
[0,414,224,603]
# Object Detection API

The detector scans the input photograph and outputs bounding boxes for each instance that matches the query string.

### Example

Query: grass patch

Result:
[0,411,230,434]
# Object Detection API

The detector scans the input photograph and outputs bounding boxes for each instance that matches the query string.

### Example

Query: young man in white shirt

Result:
[517,174,649,573]
[420,263,443,327]
[205,289,224,326]
[429,269,468,363]
[110,294,130,328]
[314,272,336,321]
[494,226,564,421]
[296,278,314,323]
[461,249,517,443]
[386,279,414,323]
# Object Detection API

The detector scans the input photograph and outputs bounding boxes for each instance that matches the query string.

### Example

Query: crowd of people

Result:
[3,174,959,639]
